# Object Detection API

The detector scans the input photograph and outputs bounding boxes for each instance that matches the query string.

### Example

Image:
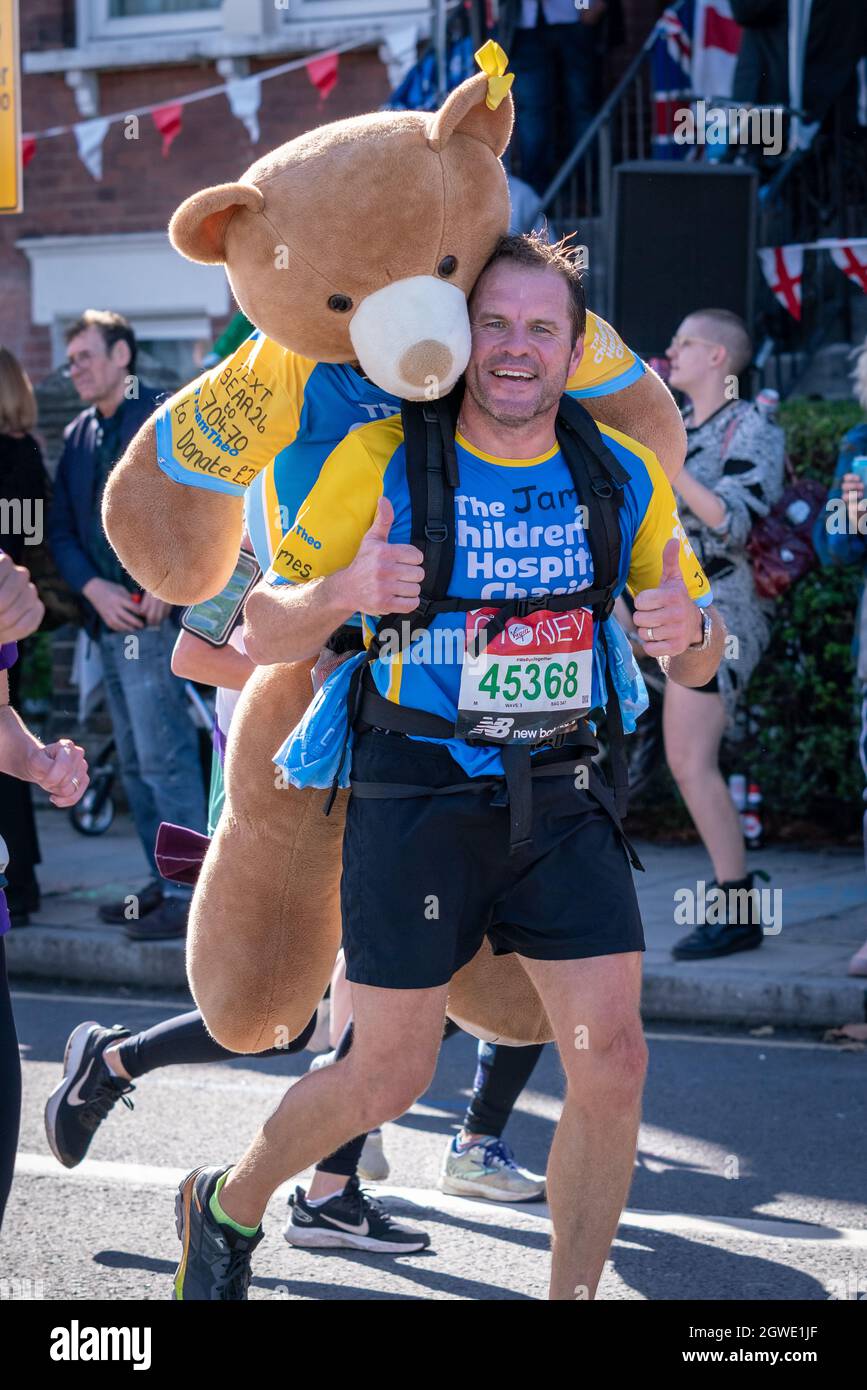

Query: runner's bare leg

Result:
[519,951,647,1300]
[218,982,448,1230]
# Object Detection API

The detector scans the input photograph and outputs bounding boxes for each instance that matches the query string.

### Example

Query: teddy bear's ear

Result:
[169,182,265,265]
[427,71,514,158]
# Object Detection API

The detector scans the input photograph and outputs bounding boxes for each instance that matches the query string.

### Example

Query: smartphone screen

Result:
[181,551,261,646]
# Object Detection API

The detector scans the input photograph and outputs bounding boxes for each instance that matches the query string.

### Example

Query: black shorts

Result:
[341,731,645,990]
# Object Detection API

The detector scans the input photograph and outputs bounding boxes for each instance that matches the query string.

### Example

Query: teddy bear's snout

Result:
[398,340,454,391]
[348,275,471,401]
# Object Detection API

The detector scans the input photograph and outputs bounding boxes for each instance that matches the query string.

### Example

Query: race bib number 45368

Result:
[456,607,593,744]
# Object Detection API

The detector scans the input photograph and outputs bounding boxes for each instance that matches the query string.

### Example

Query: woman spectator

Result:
[662,309,784,960]
[0,348,52,924]
[812,337,867,977]
[0,551,88,1230]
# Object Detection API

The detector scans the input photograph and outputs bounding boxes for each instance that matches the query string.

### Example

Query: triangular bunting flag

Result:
[306,52,338,101]
[225,76,262,144]
[152,103,183,157]
[758,245,804,320]
[21,137,36,168]
[74,117,111,181]
[829,243,867,295]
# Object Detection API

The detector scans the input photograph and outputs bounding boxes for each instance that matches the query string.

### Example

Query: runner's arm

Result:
[626,448,724,685]
[243,571,357,666]
[243,431,416,665]
[171,627,255,691]
[665,601,726,687]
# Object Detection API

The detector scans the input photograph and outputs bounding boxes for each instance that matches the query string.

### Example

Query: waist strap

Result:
[350,751,643,870]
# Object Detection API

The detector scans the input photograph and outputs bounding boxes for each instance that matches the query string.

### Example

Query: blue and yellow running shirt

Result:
[154,312,645,523]
[266,417,712,778]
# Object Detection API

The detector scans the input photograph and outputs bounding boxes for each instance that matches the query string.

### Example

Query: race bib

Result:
[456,606,593,744]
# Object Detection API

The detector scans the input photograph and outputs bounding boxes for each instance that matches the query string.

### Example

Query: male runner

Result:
[172,233,724,1301]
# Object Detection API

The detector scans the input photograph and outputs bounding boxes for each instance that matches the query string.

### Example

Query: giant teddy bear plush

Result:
[103,45,683,1051]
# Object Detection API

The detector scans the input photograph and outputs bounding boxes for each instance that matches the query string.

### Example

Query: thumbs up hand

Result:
[632,538,703,656]
[343,496,425,615]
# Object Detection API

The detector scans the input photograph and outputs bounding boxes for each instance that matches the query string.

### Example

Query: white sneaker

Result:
[438,1135,545,1203]
[307,1046,338,1073]
[357,1128,390,1182]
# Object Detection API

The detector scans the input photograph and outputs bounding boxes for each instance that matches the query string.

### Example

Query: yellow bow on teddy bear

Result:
[475,39,515,111]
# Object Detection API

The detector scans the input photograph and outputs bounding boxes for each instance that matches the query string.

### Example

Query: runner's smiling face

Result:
[464,262,584,428]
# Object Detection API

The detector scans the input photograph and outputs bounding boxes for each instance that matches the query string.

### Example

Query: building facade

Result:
[3,0,662,432]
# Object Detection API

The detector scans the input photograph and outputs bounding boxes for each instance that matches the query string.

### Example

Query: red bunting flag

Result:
[152,103,183,157]
[758,245,804,321]
[21,137,36,168]
[829,242,867,295]
[306,52,338,101]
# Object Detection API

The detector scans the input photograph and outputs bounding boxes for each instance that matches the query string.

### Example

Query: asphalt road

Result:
[5,984,867,1302]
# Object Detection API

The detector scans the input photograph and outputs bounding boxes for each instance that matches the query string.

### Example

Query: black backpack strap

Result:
[369,395,460,660]
[555,397,633,816]
[598,622,629,820]
[555,396,627,613]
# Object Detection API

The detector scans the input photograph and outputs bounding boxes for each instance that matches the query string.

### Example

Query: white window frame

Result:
[283,1,430,21]
[86,0,224,43]
[16,232,230,368]
[25,0,429,73]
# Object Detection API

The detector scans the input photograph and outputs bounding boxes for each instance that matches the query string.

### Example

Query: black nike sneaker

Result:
[284,1173,431,1253]
[44,1022,135,1168]
[174,1166,263,1301]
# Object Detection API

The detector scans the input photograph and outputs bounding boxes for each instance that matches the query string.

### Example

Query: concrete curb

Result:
[641,963,867,1028]
[6,923,867,1028]
[5,926,187,991]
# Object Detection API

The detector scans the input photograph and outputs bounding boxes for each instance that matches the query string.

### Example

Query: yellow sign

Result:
[0,0,21,214]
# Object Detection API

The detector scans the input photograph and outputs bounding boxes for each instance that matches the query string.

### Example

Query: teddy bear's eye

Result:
[438,256,458,277]
[328,294,353,313]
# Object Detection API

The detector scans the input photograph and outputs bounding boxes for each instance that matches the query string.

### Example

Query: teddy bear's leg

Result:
[102,417,245,606]
[187,660,346,1054]
[447,941,555,1046]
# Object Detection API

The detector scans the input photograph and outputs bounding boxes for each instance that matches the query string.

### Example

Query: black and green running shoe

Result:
[174,1167,263,1301]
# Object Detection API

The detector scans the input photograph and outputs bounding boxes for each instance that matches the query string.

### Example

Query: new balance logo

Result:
[470,717,514,739]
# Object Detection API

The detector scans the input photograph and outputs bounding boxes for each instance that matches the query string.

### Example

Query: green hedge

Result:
[742,400,864,832]
[633,399,865,839]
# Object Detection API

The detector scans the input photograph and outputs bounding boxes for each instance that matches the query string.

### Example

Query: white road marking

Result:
[644,1030,859,1053]
[13,1154,867,1249]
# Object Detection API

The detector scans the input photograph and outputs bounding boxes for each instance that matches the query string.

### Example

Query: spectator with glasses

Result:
[661,310,784,960]
[47,310,207,941]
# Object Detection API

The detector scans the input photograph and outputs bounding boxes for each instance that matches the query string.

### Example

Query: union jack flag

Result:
[652,0,743,160]
[652,0,695,160]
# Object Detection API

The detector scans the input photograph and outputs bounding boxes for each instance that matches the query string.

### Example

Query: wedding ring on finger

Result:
[71,776,80,790]
[647,627,654,641]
